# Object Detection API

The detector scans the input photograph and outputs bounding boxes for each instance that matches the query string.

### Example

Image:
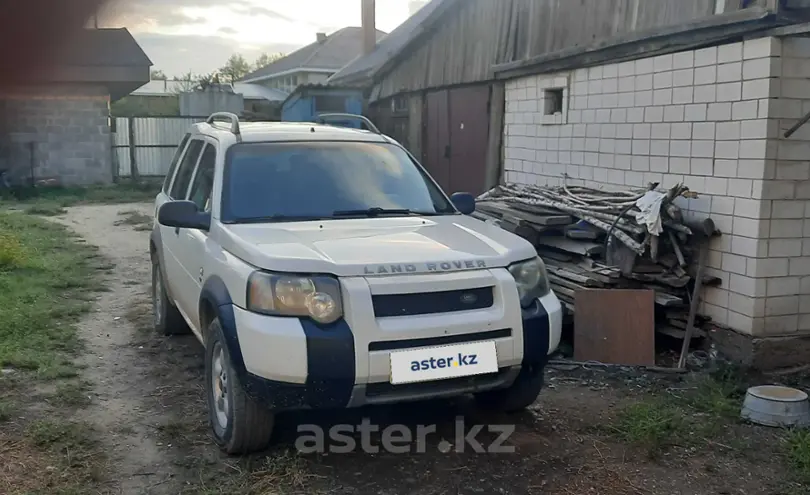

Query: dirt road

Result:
[51,203,800,495]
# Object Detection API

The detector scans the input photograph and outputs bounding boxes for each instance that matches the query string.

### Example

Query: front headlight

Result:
[246,272,343,325]
[508,257,551,308]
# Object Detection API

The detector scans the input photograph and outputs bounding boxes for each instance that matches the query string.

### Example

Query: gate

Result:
[112,116,205,178]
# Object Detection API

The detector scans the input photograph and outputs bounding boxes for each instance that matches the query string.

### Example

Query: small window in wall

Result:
[391,95,408,114]
[537,76,569,125]
[314,94,346,113]
[543,89,564,116]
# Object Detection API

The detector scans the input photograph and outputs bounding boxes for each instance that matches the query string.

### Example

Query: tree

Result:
[219,54,251,83]
[172,72,201,93]
[253,52,286,71]
[150,69,167,80]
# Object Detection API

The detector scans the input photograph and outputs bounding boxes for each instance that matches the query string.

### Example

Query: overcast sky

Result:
[99,0,427,77]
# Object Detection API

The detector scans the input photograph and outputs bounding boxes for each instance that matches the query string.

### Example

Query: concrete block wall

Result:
[503,36,789,341]
[0,83,112,185]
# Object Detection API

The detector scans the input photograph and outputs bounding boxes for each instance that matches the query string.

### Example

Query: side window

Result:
[162,133,190,194]
[169,139,204,199]
[188,144,216,211]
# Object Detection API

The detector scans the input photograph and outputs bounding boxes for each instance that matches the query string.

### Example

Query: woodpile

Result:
[474,180,721,343]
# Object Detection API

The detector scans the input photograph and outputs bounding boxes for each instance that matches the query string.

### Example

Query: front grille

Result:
[365,367,512,398]
[368,329,511,352]
[371,286,494,318]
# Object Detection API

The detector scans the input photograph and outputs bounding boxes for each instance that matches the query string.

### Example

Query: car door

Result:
[173,140,217,333]
[160,138,205,320]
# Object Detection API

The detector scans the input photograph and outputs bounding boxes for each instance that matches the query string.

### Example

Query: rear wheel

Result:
[151,256,190,336]
[474,364,545,412]
[206,318,275,455]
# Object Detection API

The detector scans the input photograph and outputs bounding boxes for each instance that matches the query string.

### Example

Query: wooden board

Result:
[477,201,572,226]
[573,289,656,366]
[537,236,604,256]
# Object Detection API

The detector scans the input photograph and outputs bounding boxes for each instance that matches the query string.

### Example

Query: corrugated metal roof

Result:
[327,0,460,87]
[56,28,152,67]
[232,83,289,102]
[131,80,288,102]
[241,27,387,83]
[492,7,789,79]
[280,83,365,106]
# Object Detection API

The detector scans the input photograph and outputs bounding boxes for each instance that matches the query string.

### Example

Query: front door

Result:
[423,89,451,191]
[161,138,204,322]
[174,141,217,334]
[422,85,491,197]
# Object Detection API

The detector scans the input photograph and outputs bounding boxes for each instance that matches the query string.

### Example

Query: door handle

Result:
[444,145,451,158]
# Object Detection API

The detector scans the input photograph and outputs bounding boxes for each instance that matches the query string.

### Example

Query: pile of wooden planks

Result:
[474,180,720,342]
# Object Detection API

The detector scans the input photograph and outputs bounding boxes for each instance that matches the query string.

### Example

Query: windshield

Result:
[221,141,456,223]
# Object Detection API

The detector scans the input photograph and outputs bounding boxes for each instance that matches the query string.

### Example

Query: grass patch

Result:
[186,450,316,495]
[0,400,15,422]
[115,210,152,226]
[611,399,684,455]
[607,369,747,457]
[0,212,104,376]
[787,429,810,483]
[24,204,67,217]
[0,232,26,269]
[52,381,92,408]
[0,180,160,209]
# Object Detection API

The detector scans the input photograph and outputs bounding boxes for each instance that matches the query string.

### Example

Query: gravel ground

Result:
[47,203,797,495]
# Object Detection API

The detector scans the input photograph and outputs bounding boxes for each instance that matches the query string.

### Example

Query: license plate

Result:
[389,340,499,385]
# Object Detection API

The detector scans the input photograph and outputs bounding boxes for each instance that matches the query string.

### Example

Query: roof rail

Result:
[206,112,241,139]
[315,113,381,134]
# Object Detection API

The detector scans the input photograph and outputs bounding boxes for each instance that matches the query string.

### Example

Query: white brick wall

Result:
[503,36,793,338]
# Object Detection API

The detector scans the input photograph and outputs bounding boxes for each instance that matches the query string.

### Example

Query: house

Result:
[114,79,288,119]
[495,4,810,369]
[328,0,810,369]
[240,27,387,92]
[329,0,794,198]
[0,28,151,185]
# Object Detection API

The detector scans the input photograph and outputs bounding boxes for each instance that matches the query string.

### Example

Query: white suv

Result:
[150,112,562,455]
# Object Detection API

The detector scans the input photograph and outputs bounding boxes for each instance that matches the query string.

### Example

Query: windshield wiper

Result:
[233,215,330,224]
[332,207,443,218]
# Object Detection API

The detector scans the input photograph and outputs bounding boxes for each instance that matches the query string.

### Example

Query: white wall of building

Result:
[503,36,810,339]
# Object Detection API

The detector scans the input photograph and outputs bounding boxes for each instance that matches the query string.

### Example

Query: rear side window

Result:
[162,133,190,194]
[170,139,204,199]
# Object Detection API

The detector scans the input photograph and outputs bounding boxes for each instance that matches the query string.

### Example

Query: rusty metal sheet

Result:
[573,289,656,366]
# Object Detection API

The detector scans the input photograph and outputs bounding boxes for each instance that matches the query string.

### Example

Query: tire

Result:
[474,364,545,413]
[151,256,190,336]
[205,318,275,455]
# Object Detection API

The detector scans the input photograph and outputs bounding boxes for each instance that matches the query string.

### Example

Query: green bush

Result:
[0,232,26,270]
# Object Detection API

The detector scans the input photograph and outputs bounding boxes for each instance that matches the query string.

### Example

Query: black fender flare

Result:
[149,227,176,302]
[199,276,248,379]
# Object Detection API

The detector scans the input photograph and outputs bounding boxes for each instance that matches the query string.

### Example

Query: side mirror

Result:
[157,200,211,231]
[450,192,476,215]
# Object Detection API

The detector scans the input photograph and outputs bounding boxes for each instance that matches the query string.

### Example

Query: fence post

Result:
[128,116,140,181]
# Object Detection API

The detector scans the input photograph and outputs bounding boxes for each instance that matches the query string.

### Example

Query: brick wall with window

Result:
[503,36,810,363]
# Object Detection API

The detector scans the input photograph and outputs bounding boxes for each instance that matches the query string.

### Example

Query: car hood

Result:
[216,215,537,277]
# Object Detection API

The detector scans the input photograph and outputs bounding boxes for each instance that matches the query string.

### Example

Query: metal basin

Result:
[740,385,810,428]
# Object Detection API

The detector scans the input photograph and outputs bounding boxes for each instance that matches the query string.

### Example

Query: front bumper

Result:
[230,290,563,411]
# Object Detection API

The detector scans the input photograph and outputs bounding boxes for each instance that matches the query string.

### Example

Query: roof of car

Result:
[192,121,390,144]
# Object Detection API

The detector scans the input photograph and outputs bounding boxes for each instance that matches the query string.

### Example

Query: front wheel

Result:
[205,318,275,455]
[474,364,545,412]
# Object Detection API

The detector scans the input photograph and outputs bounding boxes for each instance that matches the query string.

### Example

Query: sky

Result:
[98,0,427,77]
